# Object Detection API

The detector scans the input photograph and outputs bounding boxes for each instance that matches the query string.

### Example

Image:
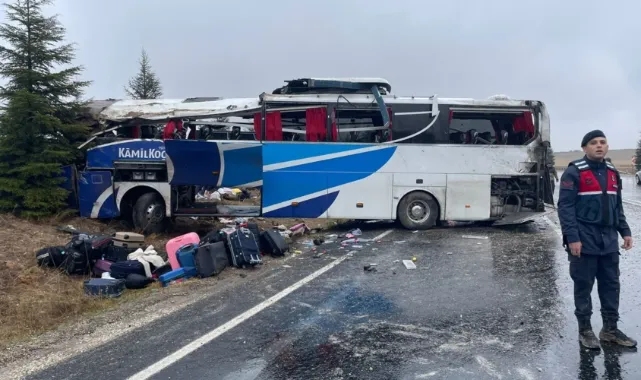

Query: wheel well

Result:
[120,186,164,221]
[396,190,442,221]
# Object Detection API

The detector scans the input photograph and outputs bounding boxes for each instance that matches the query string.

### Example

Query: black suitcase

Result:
[83,278,125,298]
[194,242,229,277]
[245,222,262,251]
[109,260,146,279]
[200,229,223,245]
[102,244,130,262]
[225,227,262,268]
[260,230,289,257]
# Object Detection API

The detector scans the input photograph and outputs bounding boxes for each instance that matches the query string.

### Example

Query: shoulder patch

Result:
[560,180,575,190]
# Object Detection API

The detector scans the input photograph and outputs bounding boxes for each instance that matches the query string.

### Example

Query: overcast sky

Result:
[5,0,641,152]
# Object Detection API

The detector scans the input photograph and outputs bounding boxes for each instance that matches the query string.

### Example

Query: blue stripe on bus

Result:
[262,142,375,166]
[262,146,395,207]
[263,191,339,218]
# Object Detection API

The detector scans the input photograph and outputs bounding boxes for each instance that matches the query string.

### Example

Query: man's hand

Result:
[621,236,633,250]
[569,242,582,257]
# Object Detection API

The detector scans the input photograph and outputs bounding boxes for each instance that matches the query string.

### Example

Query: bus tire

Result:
[397,191,439,230]
[132,192,168,235]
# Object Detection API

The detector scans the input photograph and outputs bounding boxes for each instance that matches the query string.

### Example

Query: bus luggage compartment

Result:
[165,140,262,188]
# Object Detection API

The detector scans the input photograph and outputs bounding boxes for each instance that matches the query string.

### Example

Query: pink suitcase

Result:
[165,232,200,270]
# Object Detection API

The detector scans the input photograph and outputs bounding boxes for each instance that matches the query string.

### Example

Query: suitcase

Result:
[245,222,262,251]
[109,260,146,279]
[159,268,186,287]
[224,227,262,268]
[166,232,200,270]
[112,232,145,249]
[260,230,289,257]
[200,230,223,245]
[176,244,197,268]
[102,244,130,262]
[93,259,114,277]
[83,278,125,298]
[194,242,229,277]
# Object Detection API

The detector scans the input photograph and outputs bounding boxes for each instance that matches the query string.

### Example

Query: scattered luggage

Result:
[93,259,114,277]
[36,246,67,268]
[36,218,304,295]
[124,273,154,289]
[109,260,146,280]
[64,248,91,276]
[112,232,145,250]
[224,227,262,268]
[159,268,187,287]
[102,244,130,263]
[166,232,200,270]
[176,244,198,279]
[194,241,229,277]
[260,230,289,257]
[83,278,126,298]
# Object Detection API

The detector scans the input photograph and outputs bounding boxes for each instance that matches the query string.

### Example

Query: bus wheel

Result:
[397,191,439,230]
[636,175,640,185]
[132,192,167,235]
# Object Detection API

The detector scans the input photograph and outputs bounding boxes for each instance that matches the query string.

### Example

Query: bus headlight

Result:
[145,171,156,180]
[133,171,144,180]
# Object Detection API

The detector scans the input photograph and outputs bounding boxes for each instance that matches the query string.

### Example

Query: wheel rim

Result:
[407,200,430,223]
[146,202,164,223]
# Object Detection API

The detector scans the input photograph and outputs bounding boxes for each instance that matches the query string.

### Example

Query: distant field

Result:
[555,149,636,174]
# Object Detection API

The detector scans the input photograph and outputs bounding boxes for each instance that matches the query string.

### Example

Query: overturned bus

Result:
[64,78,555,234]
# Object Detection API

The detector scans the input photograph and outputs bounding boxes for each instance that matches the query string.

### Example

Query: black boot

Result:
[578,319,600,349]
[599,319,637,347]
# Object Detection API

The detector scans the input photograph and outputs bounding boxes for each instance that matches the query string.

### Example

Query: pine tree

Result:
[635,132,641,172]
[124,49,163,99]
[0,0,91,217]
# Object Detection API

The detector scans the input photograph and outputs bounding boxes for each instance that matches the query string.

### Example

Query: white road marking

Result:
[128,228,394,380]
[372,229,394,241]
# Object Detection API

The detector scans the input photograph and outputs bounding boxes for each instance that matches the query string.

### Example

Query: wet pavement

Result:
[23,179,641,380]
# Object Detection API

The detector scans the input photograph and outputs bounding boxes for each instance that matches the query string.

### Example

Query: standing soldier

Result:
[557,130,636,349]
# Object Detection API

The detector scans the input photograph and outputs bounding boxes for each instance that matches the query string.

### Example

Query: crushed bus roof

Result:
[94,77,542,124]
[98,97,261,123]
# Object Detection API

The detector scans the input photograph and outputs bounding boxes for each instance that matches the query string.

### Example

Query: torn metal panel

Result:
[98,97,261,123]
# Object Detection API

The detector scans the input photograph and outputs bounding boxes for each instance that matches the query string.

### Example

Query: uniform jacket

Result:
[557,156,631,255]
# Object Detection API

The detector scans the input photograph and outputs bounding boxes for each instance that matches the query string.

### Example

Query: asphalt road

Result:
[23,177,641,380]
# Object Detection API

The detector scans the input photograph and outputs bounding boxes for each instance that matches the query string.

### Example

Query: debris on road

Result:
[402,260,417,269]
[462,234,488,239]
[364,263,377,272]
